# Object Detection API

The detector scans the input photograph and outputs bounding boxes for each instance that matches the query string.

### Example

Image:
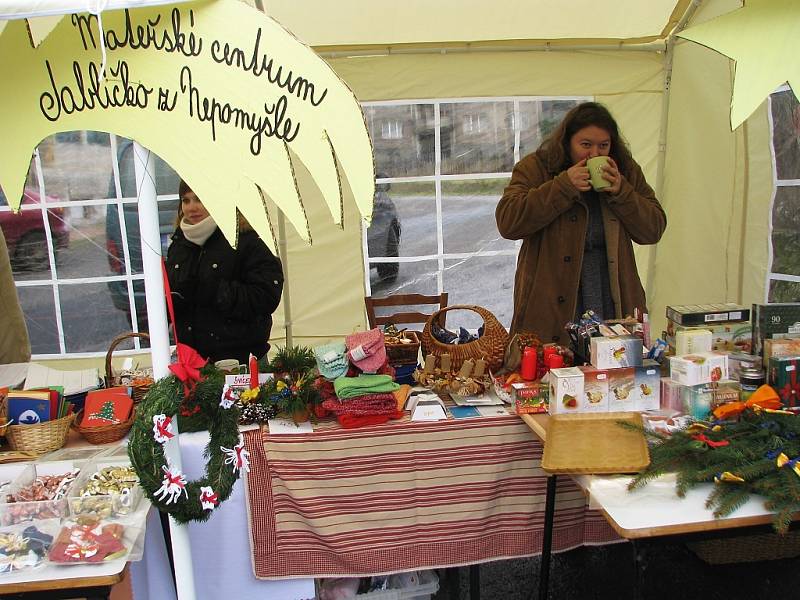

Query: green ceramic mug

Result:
[587,156,611,191]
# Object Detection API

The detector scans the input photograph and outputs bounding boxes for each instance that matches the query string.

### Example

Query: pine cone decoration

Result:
[238,402,278,425]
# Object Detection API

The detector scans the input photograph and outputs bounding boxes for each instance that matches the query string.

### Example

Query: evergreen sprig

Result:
[628,409,800,533]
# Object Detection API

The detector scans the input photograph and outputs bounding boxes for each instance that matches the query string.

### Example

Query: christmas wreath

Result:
[128,363,246,524]
[628,387,800,533]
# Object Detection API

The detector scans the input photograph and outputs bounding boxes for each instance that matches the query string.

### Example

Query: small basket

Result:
[687,531,800,564]
[385,331,421,366]
[421,305,509,372]
[72,408,136,445]
[5,413,75,455]
[106,332,153,403]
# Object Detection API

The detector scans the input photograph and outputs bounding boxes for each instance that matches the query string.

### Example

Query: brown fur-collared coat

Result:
[496,151,666,344]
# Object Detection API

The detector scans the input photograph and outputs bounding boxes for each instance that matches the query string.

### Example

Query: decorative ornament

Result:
[128,365,243,523]
[199,486,219,511]
[154,464,189,505]
[220,386,239,409]
[714,471,745,484]
[776,453,800,478]
[221,435,250,474]
[152,414,175,445]
[239,402,278,425]
[168,343,208,398]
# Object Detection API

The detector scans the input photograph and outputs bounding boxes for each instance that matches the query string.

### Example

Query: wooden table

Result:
[0,563,127,599]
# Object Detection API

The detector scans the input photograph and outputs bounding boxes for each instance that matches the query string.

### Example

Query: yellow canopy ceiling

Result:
[266,0,693,48]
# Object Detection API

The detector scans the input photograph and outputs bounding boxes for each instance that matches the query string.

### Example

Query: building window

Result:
[381,120,403,139]
[767,86,800,302]
[362,96,588,328]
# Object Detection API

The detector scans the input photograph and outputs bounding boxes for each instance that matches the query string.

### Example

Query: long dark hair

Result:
[537,102,634,177]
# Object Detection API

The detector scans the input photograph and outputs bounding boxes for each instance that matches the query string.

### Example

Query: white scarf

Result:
[180,215,217,246]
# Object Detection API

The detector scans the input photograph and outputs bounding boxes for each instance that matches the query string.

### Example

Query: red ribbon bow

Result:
[169,343,208,398]
[692,433,730,448]
[166,472,186,488]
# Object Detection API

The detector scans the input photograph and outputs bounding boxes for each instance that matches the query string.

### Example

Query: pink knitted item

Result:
[322,393,397,416]
[345,328,387,374]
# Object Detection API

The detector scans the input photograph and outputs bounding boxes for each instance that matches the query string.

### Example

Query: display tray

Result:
[541,412,649,474]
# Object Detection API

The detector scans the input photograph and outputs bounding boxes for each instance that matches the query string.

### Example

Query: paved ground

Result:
[432,539,800,600]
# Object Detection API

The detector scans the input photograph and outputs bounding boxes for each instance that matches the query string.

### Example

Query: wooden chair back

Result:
[365,293,449,330]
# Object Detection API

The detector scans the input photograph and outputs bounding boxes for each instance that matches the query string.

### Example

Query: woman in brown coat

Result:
[496,102,666,344]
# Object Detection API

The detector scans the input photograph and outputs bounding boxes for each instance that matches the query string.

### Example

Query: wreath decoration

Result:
[128,365,246,524]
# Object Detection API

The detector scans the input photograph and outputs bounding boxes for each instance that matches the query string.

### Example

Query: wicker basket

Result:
[385,331,421,366]
[687,531,800,564]
[106,332,154,403]
[421,305,508,372]
[72,408,136,445]
[5,413,75,455]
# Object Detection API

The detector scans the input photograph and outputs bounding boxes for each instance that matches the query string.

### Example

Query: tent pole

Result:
[134,141,196,600]
[277,209,293,347]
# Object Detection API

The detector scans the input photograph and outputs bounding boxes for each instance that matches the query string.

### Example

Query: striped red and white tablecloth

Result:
[244,415,620,579]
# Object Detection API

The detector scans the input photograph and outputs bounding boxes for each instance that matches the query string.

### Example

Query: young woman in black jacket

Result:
[165,180,284,363]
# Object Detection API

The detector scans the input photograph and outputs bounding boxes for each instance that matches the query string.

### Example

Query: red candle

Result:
[520,347,538,380]
[249,354,259,389]
[546,354,564,370]
[543,346,558,362]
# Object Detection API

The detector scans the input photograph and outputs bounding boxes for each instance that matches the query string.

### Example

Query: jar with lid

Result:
[739,367,765,401]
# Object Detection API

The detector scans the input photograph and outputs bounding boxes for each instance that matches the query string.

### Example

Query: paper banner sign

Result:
[0,0,375,250]
[678,0,800,131]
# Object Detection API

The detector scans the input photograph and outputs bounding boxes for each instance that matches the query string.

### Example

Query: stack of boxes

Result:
[549,331,660,415]
[662,304,749,419]
[755,302,800,409]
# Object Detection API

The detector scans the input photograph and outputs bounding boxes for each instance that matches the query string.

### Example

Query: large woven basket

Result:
[687,530,800,564]
[421,305,508,372]
[6,413,75,455]
[106,332,153,403]
[72,408,136,445]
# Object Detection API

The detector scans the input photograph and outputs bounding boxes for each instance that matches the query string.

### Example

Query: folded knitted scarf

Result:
[334,374,399,399]
[322,393,398,416]
[314,341,349,380]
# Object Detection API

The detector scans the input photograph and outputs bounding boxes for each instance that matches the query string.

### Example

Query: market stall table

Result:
[521,413,800,600]
[0,563,127,600]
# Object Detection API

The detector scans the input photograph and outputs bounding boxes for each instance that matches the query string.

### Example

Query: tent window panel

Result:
[369,258,439,297]
[60,282,132,353]
[368,181,436,260]
[115,137,182,198]
[770,89,800,181]
[16,284,60,355]
[441,179,514,254]
[441,101,514,175]
[443,256,516,328]
[770,187,800,277]
[364,105,435,178]
[38,133,116,202]
[768,280,800,303]
[1,189,62,280]
[519,99,581,158]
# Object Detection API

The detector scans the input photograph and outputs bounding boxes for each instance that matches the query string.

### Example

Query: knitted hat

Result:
[314,341,349,380]
[345,328,387,374]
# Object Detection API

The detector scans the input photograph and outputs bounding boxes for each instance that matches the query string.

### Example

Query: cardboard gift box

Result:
[590,335,643,369]
[633,361,661,412]
[666,303,749,327]
[660,377,684,413]
[607,367,636,412]
[666,321,752,353]
[767,356,800,408]
[548,367,584,415]
[763,337,800,366]
[669,352,729,386]
[511,381,548,414]
[578,366,609,413]
[751,302,800,356]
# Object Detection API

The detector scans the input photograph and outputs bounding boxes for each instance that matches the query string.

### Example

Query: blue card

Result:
[449,405,480,419]
[7,396,51,425]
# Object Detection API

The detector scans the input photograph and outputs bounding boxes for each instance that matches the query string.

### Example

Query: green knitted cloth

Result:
[334,374,400,399]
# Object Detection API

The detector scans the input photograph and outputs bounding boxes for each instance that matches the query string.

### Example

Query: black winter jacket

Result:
[165,226,284,363]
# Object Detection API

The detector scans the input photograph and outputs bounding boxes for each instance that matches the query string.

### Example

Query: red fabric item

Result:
[169,343,208,398]
[337,414,391,428]
[322,393,397,416]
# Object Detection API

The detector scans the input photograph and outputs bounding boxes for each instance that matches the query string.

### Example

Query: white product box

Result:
[578,366,609,413]
[548,367,584,415]
[633,362,661,412]
[669,352,729,386]
[590,336,643,369]
[674,329,713,355]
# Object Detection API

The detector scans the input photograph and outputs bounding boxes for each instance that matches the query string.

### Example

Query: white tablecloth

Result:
[130,429,315,600]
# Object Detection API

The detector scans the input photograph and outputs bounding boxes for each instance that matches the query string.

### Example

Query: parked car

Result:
[368,179,401,283]
[0,188,69,272]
